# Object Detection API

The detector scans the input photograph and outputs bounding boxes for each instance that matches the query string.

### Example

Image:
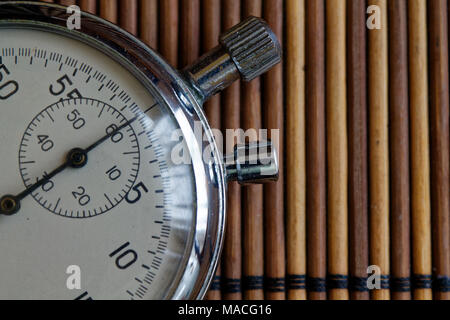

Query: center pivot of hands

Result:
[67,148,88,168]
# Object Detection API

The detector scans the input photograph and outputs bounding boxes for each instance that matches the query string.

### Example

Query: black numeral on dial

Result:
[0,81,19,100]
[109,242,138,270]
[67,109,86,130]
[125,182,148,204]
[49,74,82,99]
[106,124,124,143]
[106,166,122,181]
[72,186,91,206]
[0,64,19,100]
[36,172,54,192]
[37,135,54,152]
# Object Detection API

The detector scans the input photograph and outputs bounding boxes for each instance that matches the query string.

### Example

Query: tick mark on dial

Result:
[45,110,55,122]
[54,198,61,211]
[123,151,139,155]
[143,102,158,114]
[20,160,35,165]
[104,193,115,207]
[98,104,105,118]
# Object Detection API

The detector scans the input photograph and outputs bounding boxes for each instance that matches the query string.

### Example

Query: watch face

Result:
[0,27,197,300]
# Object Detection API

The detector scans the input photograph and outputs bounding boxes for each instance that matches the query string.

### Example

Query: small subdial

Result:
[19,98,140,218]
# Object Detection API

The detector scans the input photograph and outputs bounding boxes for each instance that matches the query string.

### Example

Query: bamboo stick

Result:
[79,0,96,14]
[368,0,390,300]
[202,0,221,133]
[140,0,158,50]
[347,0,370,301]
[241,0,265,301]
[206,265,222,300]
[408,0,433,301]
[326,0,348,301]
[263,0,285,301]
[305,0,326,301]
[428,0,450,300]
[180,0,200,67]
[286,0,306,301]
[202,0,222,301]
[119,0,138,35]
[221,0,242,301]
[100,0,118,24]
[58,0,77,7]
[159,0,179,67]
[388,0,411,300]
[58,0,77,6]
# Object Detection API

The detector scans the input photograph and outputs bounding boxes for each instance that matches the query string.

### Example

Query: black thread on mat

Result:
[287,274,306,290]
[265,277,286,293]
[306,277,327,292]
[222,278,241,294]
[209,275,221,291]
[327,274,349,289]
[349,277,369,292]
[391,277,411,292]
[380,275,390,289]
[433,276,450,292]
[412,274,432,289]
[243,276,264,291]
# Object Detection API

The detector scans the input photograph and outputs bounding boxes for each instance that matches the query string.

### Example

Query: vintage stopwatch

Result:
[0,1,281,300]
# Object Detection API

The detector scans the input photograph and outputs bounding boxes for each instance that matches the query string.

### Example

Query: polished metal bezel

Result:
[0,1,226,300]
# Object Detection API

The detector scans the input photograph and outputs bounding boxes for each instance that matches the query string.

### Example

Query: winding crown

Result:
[219,16,282,82]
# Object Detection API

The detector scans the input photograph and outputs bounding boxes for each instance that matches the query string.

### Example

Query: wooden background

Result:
[25,0,450,300]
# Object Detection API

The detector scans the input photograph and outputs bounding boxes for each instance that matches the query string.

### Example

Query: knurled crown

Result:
[219,16,282,82]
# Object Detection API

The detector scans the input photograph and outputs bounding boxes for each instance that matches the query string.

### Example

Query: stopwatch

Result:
[0,1,281,300]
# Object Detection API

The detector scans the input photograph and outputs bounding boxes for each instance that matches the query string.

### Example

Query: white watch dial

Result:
[0,28,195,300]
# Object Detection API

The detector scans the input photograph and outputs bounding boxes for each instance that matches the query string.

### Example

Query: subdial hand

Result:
[0,115,138,216]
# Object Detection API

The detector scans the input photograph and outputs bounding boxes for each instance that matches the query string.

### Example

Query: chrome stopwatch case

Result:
[0,1,281,300]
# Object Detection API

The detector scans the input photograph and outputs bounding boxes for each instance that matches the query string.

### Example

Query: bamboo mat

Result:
[36,0,450,300]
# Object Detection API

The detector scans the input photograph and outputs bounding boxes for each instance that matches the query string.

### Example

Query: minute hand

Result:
[85,115,138,152]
